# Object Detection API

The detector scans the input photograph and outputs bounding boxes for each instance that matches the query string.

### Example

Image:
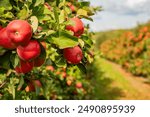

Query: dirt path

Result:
[106,60,150,99]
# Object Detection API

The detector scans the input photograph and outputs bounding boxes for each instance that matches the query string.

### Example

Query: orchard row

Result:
[100,22,150,77]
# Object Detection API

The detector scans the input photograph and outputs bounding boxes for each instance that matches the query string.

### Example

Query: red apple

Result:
[67,80,72,86]
[0,28,16,49]
[46,65,54,72]
[62,72,67,78]
[76,82,82,88]
[33,43,46,67]
[68,3,76,12]
[33,56,45,67]
[63,46,83,64]
[6,20,32,46]
[15,60,34,74]
[17,40,41,61]
[25,80,42,92]
[66,17,84,37]
[44,2,51,10]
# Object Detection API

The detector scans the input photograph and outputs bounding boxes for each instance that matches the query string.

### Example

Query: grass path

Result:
[92,57,150,100]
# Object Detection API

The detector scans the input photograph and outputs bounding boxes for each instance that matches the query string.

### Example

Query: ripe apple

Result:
[6,20,32,46]
[67,2,76,12]
[25,80,42,92]
[66,17,84,37]
[15,60,34,74]
[76,82,82,88]
[33,56,45,67]
[62,72,67,78]
[46,65,55,72]
[63,46,83,64]
[44,2,51,10]
[17,40,41,61]
[67,80,72,86]
[0,28,16,49]
[33,43,46,67]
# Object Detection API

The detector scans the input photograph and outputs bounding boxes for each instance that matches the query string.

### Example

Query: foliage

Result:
[99,21,150,78]
[0,0,100,99]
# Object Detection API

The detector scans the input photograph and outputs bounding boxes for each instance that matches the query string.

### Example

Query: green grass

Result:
[89,56,139,99]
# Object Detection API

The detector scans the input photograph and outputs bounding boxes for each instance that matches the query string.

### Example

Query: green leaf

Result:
[0,0,12,10]
[2,12,14,19]
[0,47,6,56]
[17,76,24,91]
[53,7,59,24]
[34,0,44,7]
[77,9,88,17]
[55,56,67,67]
[0,7,5,15]
[30,16,38,33]
[77,63,87,74]
[10,53,19,68]
[80,1,90,7]
[59,10,65,23]
[0,51,12,69]
[17,6,28,19]
[49,31,79,49]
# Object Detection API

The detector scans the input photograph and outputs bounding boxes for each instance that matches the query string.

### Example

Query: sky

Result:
[84,0,150,32]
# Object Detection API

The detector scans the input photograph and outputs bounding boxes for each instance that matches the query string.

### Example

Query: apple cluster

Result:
[0,7,85,74]
[0,20,45,74]
[64,17,84,64]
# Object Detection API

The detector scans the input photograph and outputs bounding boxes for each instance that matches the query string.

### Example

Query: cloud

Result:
[84,0,150,31]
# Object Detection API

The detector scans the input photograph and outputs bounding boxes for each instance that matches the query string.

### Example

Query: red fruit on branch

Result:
[33,56,45,67]
[67,80,72,86]
[67,2,76,12]
[46,65,55,72]
[63,46,83,64]
[6,20,32,46]
[44,2,51,10]
[76,82,82,88]
[66,17,84,37]
[25,80,42,92]
[17,40,41,61]
[33,43,46,67]
[0,28,16,49]
[15,60,34,74]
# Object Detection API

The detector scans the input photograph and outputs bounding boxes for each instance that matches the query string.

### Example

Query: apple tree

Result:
[0,0,100,99]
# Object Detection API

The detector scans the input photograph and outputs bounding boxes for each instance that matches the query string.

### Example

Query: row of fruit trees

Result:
[100,23,150,78]
[0,0,100,99]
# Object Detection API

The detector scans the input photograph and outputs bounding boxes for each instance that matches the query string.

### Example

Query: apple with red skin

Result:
[33,43,46,67]
[17,40,41,61]
[0,28,16,49]
[66,17,84,37]
[63,46,83,64]
[25,80,42,92]
[76,82,82,88]
[33,56,45,67]
[67,2,76,12]
[15,60,34,74]
[6,20,32,46]
[62,72,67,78]
[67,80,72,86]
[46,65,55,72]
[44,2,51,10]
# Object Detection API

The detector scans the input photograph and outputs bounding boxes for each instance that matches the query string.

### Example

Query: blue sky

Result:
[84,0,150,32]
